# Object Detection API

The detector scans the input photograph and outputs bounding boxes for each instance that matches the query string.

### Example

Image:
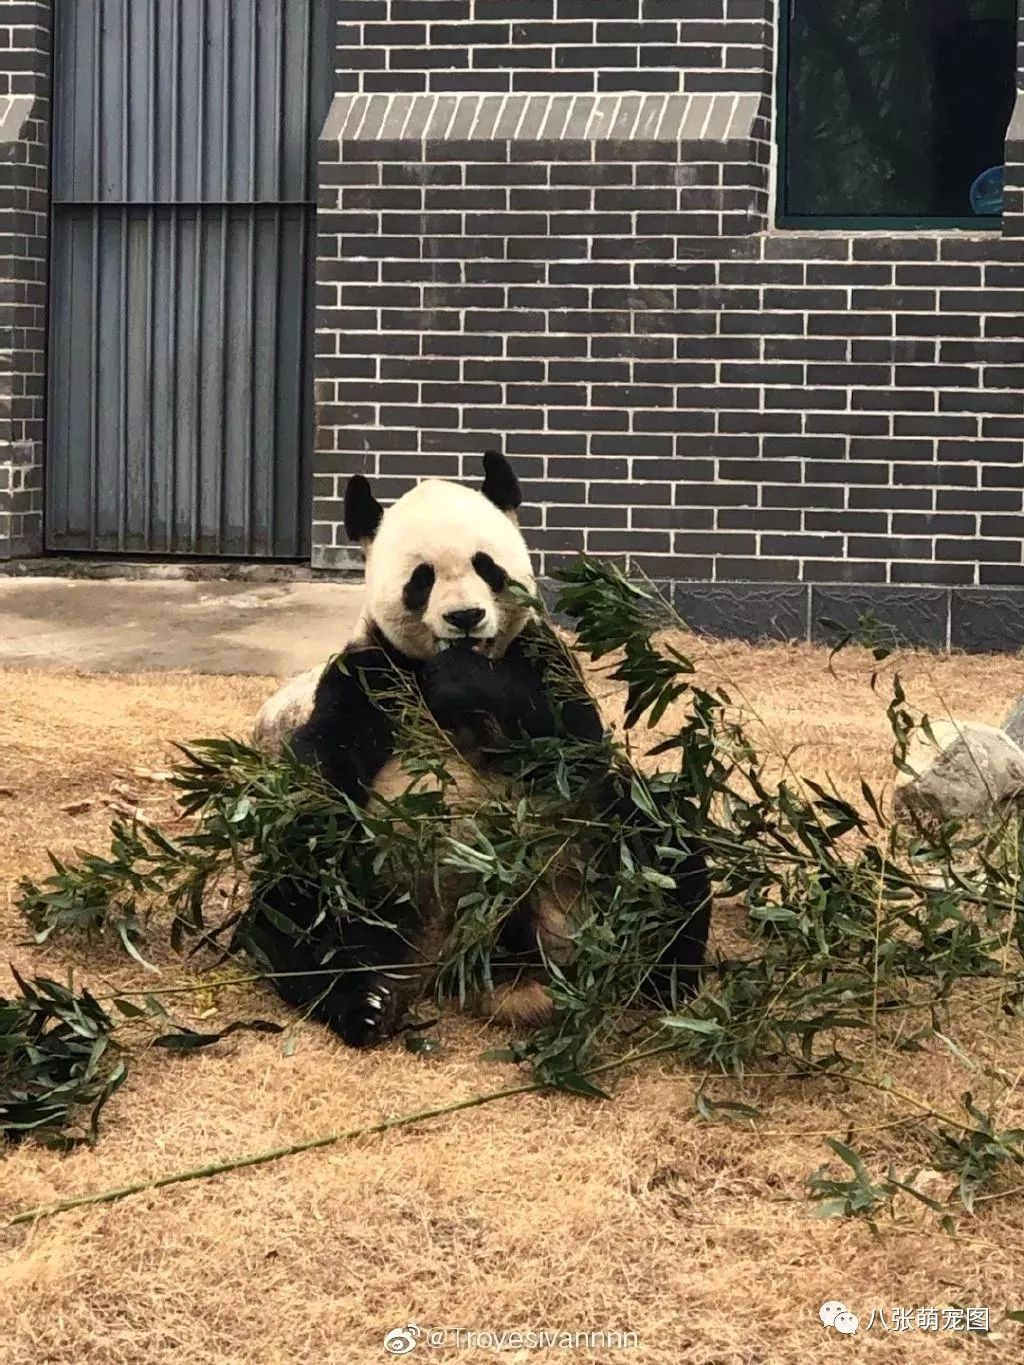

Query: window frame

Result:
[775,0,1006,231]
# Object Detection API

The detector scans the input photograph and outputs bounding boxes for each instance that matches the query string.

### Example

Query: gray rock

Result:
[1001,695,1024,746]
[892,720,1024,824]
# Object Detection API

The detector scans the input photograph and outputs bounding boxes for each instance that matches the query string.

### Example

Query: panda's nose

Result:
[444,607,486,633]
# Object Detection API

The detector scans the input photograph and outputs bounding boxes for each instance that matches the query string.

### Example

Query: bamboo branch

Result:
[7,1041,683,1228]
[7,1078,542,1228]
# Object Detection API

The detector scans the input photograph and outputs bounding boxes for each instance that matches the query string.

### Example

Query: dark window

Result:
[779,0,1018,226]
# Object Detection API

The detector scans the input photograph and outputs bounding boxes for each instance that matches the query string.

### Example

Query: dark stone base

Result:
[546,579,1024,655]
[808,586,949,651]
[951,588,1024,654]
[674,583,808,645]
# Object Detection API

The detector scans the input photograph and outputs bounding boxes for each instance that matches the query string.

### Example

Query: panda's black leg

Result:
[321,971,398,1048]
[646,845,712,1007]
[260,961,396,1047]
[597,780,712,1010]
[482,899,544,998]
[494,900,542,960]
[420,648,561,743]
[241,881,412,1048]
[314,924,418,1048]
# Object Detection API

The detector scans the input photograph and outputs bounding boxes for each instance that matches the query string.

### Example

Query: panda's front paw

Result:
[420,648,501,730]
[332,981,397,1049]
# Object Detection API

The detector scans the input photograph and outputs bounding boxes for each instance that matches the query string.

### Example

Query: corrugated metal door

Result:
[47,0,331,558]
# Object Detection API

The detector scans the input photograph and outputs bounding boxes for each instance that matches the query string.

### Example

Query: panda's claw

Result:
[334,977,398,1048]
[338,1005,386,1048]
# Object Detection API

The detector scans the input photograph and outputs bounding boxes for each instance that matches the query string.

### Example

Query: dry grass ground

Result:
[2,640,1024,1364]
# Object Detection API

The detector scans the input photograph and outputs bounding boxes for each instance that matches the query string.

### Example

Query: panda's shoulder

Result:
[296,626,420,759]
[308,628,409,710]
[252,665,324,754]
[251,628,387,755]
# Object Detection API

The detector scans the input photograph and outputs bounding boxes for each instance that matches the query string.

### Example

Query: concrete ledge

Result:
[0,94,34,145]
[320,91,761,146]
[0,577,364,676]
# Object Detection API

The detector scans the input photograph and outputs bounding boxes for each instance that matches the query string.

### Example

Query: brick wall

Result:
[314,1,1024,651]
[335,0,773,96]
[0,0,50,561]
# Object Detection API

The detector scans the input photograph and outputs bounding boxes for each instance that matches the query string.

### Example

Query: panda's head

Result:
[345,451,536,662]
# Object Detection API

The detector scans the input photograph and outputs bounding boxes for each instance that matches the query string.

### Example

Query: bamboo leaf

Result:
[152,1020,284,1052]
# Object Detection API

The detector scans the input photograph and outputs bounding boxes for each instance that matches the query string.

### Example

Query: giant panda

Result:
[246,450,711,1047]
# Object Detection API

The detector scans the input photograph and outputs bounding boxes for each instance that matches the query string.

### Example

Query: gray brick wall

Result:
[0,0,50,562]
[314,0,1024,650]
[334,0,773,97]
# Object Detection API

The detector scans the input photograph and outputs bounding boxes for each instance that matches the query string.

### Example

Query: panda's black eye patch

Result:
[472,552,507,593]
[402,563,435,613]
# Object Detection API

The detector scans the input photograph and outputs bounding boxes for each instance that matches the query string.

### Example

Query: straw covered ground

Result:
[2,639,1024,1364]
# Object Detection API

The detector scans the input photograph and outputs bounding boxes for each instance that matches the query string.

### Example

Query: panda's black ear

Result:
[344,475,384,544]
[481,450,521,517]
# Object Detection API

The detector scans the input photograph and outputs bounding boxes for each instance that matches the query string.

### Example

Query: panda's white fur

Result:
[360,476,536,661]
[367,751,580,1028]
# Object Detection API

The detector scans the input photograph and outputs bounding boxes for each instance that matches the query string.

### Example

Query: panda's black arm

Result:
[247,645,422,1050]
[290,648,409,802]
[500,643,604,742]
[419,638,603,745]
[511,618,605,742]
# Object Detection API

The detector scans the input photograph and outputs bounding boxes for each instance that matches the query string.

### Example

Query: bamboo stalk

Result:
[7,1041,682,1228]
[7,1079,543,1227]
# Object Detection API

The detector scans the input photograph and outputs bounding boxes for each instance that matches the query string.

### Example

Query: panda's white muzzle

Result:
[435,635,495,656]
